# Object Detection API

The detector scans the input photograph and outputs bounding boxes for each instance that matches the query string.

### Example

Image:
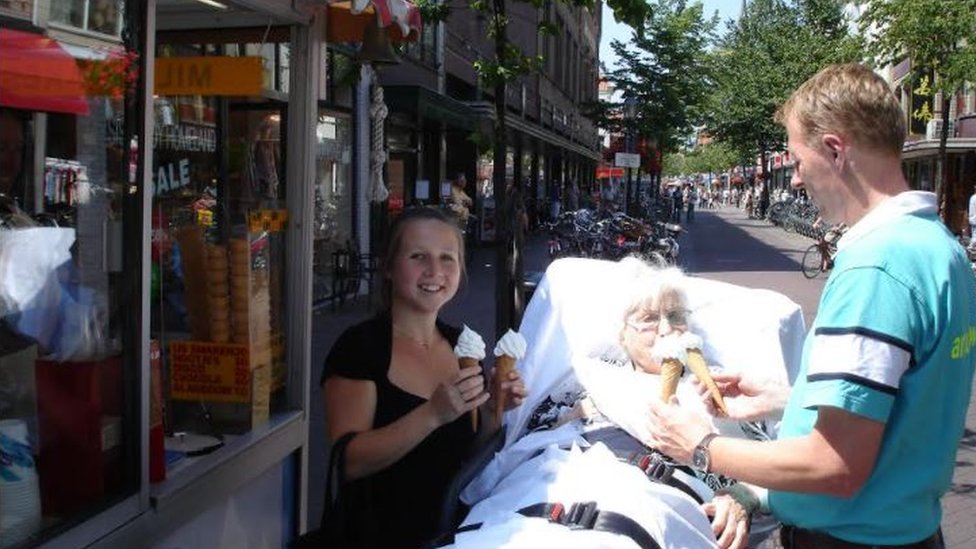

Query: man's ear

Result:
[822,134,845,166]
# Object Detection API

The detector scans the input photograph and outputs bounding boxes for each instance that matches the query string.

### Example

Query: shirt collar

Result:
[836,191,937,252]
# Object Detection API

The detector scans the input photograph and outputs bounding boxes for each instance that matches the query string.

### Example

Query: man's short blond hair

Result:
[776,63,905,156]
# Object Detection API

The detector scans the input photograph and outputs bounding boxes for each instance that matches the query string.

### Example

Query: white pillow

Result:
[504,257,806,448]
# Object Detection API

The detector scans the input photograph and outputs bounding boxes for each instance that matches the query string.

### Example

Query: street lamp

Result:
[623,98,637,216]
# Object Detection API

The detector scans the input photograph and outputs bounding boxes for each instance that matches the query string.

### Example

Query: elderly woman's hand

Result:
[702,492,750,549]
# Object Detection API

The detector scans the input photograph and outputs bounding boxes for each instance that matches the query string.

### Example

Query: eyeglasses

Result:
[627,309,690,332]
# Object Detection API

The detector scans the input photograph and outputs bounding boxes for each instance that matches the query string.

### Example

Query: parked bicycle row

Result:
[766,197,822,238]
[545,208,682,265]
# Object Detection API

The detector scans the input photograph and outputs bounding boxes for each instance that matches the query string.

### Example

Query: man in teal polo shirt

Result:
[646,63,975,548]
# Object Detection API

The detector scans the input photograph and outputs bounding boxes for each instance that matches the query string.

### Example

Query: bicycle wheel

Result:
[801,244,823,279]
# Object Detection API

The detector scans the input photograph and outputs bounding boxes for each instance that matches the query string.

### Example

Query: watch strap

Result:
[696,433,720,472]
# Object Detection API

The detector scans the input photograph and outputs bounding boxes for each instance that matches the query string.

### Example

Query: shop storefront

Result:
[902,138,976,234]
[1,1,322,547]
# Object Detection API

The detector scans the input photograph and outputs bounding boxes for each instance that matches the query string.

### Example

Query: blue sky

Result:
[600,0,741,71]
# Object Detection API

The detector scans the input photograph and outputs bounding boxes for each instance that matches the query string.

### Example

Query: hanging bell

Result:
[357,19,401,66]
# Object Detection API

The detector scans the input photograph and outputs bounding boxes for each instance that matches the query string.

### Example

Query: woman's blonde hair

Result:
[776,63,905,156]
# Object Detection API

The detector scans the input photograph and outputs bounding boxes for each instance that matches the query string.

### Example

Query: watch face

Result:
[693,447,708,470]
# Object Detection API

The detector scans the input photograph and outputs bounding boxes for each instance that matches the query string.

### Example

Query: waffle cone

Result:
[660,359,684,402]
[493,355,518,422]
[686,348,729,415]
[458,357,480,431]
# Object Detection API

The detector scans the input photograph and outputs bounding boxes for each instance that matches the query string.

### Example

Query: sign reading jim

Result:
[170,341,251,403]
[155,57,263,96]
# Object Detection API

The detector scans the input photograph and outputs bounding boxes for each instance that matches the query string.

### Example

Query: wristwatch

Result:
[692,433,720,473]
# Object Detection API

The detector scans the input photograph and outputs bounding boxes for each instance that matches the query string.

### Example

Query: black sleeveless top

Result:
[321,314,478,548]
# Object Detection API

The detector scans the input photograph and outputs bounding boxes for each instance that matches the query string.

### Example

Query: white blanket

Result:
[453,258,806,547]
[454,444,718,548]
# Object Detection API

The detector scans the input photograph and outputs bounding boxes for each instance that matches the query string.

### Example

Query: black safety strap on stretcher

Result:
[444,501,662,549]
[630,451,710,505]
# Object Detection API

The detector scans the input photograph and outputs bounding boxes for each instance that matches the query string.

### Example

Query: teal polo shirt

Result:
[770,193,976,544]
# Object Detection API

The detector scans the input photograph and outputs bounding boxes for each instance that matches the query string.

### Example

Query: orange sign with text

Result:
[155,57,263,96]
[169,341,251,403]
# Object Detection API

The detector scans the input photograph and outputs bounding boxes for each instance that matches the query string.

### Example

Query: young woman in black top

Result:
[322,207,526,548]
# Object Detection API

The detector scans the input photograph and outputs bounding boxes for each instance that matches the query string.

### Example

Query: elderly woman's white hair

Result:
[616,257,689,328]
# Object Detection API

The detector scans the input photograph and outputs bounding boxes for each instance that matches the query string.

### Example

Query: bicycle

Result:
[801,228,842,279]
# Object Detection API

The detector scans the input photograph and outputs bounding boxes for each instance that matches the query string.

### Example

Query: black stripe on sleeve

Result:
[807,372,899,396]
[814,326,913,354]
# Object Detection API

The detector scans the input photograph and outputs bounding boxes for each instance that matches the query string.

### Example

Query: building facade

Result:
[371,0,603,236]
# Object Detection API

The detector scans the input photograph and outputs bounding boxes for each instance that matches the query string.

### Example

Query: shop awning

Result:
[326,0,422,43]
[0,28,89,115]
[383,85,475,131]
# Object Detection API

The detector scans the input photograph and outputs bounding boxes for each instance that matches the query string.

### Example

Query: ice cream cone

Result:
[459,357,480,431]
[686,348,729,415]
[660,358,684,402]
[493,355,517,423]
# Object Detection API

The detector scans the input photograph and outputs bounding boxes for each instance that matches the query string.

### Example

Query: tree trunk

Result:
[935,94,951,222]
[492,0,518,338]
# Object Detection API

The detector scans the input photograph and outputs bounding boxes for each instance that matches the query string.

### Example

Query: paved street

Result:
[308,205,976,548]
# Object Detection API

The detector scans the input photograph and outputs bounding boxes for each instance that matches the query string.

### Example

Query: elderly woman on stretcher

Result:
[437,259,778,549]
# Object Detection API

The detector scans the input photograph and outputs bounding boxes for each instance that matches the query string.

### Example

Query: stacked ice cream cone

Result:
[453,325,486,431]
[492,329,527,423]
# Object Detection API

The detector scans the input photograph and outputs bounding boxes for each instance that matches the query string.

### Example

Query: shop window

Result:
[405,23,436,65]
[312,113,353,306]
[50,0,124,37]
[325,49,355,109]
[0,18,141,546]
[151,97,292,461]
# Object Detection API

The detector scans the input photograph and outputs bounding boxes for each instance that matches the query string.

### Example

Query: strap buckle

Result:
[636,453,674,484]
[561,501,598,530]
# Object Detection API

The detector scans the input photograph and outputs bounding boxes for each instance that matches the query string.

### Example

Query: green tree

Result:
[688,141,737,176]
[662,152,687,177]
[859,0,976,219]
[704,0,860,182]
[602,0,717,207]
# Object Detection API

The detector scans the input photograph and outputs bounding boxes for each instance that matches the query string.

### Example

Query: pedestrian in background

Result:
[565,179,580,212]
[647,63,974,549]
[671,185,683,223]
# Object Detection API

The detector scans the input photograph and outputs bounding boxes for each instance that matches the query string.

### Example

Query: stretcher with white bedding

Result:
[435,258,806,549]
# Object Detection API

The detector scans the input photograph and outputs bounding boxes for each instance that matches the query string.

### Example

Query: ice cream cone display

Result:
[492,329,527,423]
[454,325,486,431]
[206,244,231,343]
[652,335,687,402]
[680,333,729,416]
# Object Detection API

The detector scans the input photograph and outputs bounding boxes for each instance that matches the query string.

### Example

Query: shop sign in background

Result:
[155,57,263,96]
[169,341,251,403]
